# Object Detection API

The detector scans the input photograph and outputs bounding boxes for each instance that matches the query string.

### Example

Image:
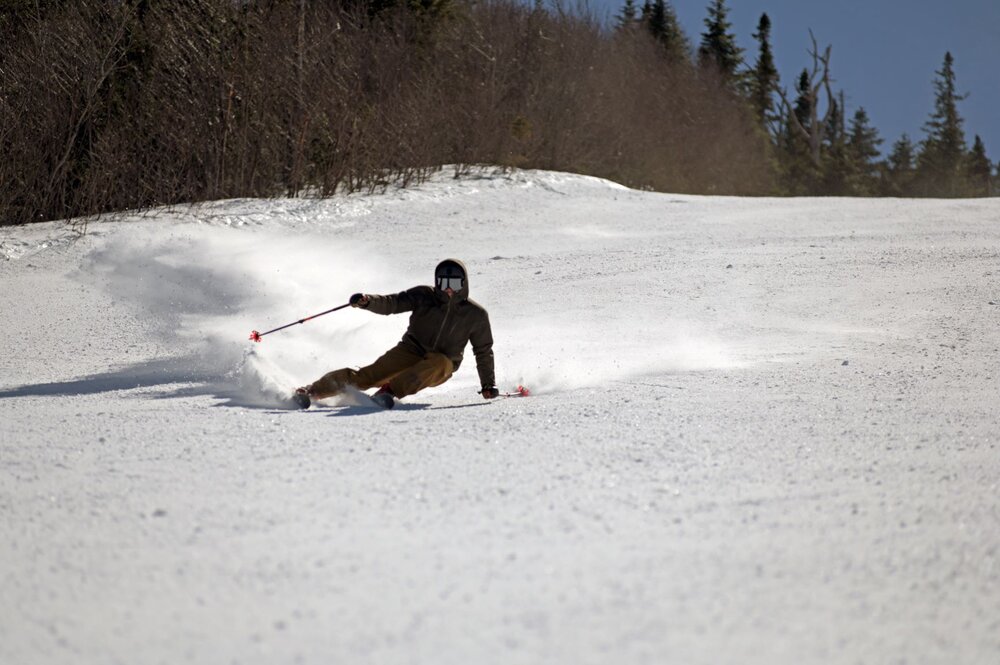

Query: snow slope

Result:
[2,169,999,664]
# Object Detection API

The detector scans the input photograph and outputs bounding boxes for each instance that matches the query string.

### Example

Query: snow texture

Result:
[2,169,999,664]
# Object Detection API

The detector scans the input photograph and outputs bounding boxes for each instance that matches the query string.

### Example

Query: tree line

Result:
[0,0,994,226]
[628,0,996,198]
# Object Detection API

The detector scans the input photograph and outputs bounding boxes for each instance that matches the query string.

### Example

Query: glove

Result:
[481,386,500,399]
[349,293,369,307]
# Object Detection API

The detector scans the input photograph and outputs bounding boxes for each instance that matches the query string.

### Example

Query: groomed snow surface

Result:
[2,169,999,664]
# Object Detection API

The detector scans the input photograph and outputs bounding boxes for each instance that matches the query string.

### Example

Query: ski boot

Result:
[291,386,312,410]
[371,384,396,409]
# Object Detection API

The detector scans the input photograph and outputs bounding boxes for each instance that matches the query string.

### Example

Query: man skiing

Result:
[293,259,500,409]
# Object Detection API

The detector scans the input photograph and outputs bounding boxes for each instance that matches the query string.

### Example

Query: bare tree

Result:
[1,0,774,226]
[776,31,835,167]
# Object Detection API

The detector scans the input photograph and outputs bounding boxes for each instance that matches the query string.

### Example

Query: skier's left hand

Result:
[481,386,500,399]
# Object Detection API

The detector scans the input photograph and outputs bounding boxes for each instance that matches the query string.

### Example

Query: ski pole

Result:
[249,302,351,343]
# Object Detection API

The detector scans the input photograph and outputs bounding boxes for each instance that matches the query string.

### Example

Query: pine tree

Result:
[647,0,666,38]
[916,52,968,196]
[616,0,638,31]
[966,135,992,196]
[820,93,848,194]
[792,70,812,131]
[698,0,744,85]
[884,134,917,196]
[663,1,690,61]
[646,0,689,62]
[844,107,883,196]
[749,13,779,130]
[640,0,652,24]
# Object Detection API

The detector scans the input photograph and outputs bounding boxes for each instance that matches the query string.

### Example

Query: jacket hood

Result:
[434,258,469,301]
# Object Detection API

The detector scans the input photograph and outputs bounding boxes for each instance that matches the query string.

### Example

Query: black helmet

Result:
[434,259,466,293]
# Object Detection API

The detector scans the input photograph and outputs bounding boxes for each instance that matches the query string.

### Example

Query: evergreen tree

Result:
[844,107,883,195]
[698,0,743,85]
[664,1,690,61]
[777,70,819,194]
[748,13,779,130]
[966,135,992,196]
[916,52,968,196]
[819,93,848,194]
[646,0,689,62]
[647,0,666,38]
[616,0,638,31]
[792,70,813,131]
[884,134,917,196]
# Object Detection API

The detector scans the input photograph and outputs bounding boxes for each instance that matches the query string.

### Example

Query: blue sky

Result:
[589,0,999,160]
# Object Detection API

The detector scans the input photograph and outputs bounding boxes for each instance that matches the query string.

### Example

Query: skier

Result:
[293,259,500,409]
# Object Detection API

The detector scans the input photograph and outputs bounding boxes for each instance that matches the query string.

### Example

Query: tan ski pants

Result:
[309,344,454,399]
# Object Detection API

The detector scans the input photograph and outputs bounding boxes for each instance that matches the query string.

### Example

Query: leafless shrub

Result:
[1,0,772,226]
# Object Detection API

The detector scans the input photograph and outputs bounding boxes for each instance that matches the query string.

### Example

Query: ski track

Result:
[2,169,1000,664]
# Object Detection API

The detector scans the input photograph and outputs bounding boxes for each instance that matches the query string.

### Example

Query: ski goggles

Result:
[436,275,464,291]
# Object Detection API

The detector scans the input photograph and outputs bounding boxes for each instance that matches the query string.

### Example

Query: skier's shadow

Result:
[429,402,492,411]
[0,356,218,399]
[0,359,499,413]
[322,402,429,417]
[0,356,273,409]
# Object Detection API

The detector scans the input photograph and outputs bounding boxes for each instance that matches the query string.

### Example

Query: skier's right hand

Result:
[349,293,369,308]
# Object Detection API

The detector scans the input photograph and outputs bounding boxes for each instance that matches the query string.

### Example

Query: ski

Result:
[290,384,528,410]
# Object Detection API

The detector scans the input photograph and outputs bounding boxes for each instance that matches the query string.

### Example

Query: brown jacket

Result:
[360,259,496,389]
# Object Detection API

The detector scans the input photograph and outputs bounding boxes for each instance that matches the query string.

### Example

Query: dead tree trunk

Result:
[776,31,835,167]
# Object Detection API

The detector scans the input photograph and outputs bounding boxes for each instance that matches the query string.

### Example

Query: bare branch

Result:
[775,30,835,167]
